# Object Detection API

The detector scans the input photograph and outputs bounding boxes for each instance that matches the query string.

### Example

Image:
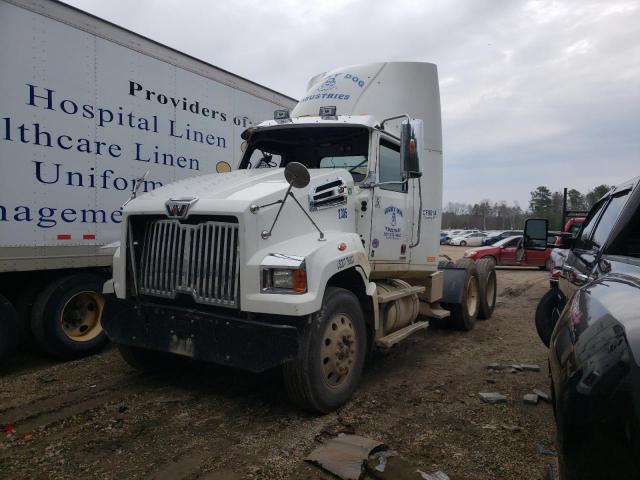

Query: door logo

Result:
[383,206,403,240]
[165,197,198,219]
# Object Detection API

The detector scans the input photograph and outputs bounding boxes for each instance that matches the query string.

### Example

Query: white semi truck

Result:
[103,62,497,412]
[0,0,295,363]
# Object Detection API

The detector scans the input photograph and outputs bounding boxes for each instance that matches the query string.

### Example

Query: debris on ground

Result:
[533,388,551,402]
[478,392,507,404]
[23,433,33,441]
[521,364,541,372]
[305,434,385,480]
[523,394,539,405]
[365,451,449,480]
[537,445,558,457]
[501,424,522,432]
[2,423,16,435]
[418,471,450,480]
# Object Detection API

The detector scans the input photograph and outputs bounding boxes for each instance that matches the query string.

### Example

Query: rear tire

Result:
[476,258,497,320]
[535,288,564,347]
[0,294,19,364]
[282,287,367,413]
[448,259,479,331]
[31,273,109,359]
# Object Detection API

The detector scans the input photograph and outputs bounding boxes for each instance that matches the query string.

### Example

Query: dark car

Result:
[524,177,640,480]
[482,229,523,245]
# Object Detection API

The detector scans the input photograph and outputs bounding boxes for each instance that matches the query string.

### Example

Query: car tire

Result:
[31,273,109,359]
[0,294,20,364]
[476,258,497,320]
[535,288,564,347]
[447,259,479,331]
[460,240,467,246]
[282,287,367,413]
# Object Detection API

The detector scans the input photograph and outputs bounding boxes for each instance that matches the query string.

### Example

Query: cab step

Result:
[375,320,429,350]
[419,302,451,320]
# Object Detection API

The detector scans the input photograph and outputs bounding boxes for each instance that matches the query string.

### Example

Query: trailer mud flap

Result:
[440,267,469,304]
[102,296,299,373]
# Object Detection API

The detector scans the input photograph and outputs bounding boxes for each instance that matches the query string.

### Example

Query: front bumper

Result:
[102,296,299,372]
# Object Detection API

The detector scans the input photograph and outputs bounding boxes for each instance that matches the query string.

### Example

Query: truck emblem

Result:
[165,197,198,218]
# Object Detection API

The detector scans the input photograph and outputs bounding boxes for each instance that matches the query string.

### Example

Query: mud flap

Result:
[102,296,299,373]
[439,267,469,304]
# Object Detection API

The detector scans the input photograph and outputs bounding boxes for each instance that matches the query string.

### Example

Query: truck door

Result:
[368,138,412,263]
[500,237,521,265]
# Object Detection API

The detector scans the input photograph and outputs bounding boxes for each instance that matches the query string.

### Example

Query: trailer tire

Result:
[15,277,50,348]
[476,258,497,320]
[282,287,366,413]
[449,259,479,331]
[31,273,109,359]
[0,294,20,363]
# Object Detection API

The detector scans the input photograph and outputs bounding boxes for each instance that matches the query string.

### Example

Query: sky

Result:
[65,0,640,208]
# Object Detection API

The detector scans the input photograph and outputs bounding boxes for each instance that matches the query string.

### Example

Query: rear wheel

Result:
[282,287,367,413]
[460,240,467,246]
[448,259,479,330]
[0,294,19,363]
[476,258,497,319]
[31,273,109,359]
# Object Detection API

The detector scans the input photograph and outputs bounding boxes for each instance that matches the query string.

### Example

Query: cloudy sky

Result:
[66,0,639,208]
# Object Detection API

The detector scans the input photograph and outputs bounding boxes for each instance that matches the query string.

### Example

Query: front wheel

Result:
[460,240,467,246]
[535,289,564,347]
[282,287,367,413]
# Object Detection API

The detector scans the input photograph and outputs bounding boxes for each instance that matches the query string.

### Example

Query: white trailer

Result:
[0,0,295,362]
[105,62,498,412]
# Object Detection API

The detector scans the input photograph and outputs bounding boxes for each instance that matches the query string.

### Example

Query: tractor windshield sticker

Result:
[383,206,403,240]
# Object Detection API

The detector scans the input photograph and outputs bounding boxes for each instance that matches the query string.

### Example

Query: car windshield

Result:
[239,126,370,182]
[494,235,521,247]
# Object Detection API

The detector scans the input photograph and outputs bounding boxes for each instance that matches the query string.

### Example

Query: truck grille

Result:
[138,219,239,307]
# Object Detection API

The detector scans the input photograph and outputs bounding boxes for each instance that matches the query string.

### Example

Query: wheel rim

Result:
[466,276,479,317]
[60,291,104,342]
[486,271,496,308]
[461,241,466,246]
[320,313,358,389]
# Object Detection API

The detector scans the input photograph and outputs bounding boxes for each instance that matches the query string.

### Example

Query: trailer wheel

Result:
[0,294,20,363]
[282,287,366,413]
[31,273,109,359]
[449,259,479,331]
[15,277,50,348]
[476,258,497,320]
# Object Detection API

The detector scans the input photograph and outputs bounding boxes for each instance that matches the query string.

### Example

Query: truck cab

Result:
[103,62,495,412]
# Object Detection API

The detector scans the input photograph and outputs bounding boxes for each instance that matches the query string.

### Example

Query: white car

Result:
[449,232,487,246]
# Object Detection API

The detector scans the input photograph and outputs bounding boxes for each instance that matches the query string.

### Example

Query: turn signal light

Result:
[292,268,307,293]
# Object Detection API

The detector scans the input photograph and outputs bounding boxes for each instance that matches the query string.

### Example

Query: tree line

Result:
[443,184,610,231]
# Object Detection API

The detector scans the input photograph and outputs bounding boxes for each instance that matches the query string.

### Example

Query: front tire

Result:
[31,273,109,359]
[282,287,367,413]
[460,240,467,246]
[535,288,564,347]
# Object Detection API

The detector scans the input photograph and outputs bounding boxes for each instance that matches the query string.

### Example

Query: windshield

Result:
[239,126,370,182]
[494,235,521,247]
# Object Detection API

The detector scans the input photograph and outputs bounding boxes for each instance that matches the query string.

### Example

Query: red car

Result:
[462,235,553,270]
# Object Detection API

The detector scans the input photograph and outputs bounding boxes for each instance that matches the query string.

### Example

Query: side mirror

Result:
[400,121,422,179]
[284,162,310,188]
[523,218,548,251]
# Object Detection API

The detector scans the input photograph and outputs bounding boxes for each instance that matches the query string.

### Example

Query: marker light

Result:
[274,109,290,120]
[319,106,337,119]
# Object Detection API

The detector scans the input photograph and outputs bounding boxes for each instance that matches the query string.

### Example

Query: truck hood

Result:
[124,168,352,215]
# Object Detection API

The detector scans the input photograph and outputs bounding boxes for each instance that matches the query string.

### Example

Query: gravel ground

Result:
[0,246,557,480]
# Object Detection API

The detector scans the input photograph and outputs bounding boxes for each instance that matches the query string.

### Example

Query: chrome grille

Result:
[138,219,239,307]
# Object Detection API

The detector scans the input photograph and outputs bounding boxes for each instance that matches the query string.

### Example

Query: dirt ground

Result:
[0,246,557,480]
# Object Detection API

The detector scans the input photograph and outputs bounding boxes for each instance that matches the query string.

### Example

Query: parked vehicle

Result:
[102,62,498,412]
[449,232,487,246]
[0,0,295,363]
[463,235,554,269]
[440,232,450,244]
[482,230,523,245]
[563,217,585,237]
[525,177,640,480]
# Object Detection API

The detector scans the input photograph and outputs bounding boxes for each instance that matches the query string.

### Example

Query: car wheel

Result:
[460,240,467,246]
[282,287,367,413]
[535,289,564,347]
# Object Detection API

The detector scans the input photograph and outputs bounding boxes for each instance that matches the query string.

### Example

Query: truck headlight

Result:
[260,254,307,294]
[262,267,307,293]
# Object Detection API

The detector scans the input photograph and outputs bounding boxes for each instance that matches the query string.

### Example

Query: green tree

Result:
[585,185,611,208]
[529,186,553,218]
[567,188,586,211]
